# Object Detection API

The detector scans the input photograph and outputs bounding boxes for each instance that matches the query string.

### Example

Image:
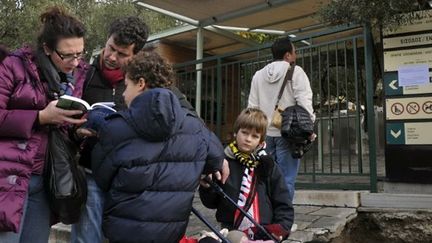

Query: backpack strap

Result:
[274,63,296,109]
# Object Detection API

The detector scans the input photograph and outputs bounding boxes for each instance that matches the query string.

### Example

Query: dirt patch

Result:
[330,211,432,243]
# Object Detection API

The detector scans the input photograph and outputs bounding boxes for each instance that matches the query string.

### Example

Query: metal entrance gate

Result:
[174,24,377,191]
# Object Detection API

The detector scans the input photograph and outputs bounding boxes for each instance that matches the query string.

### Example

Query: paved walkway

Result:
[286,206,356,242]
[50,190,361,243]
[186,191,359,242]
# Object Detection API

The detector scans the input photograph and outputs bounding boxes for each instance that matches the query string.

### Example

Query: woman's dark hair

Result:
[108,16,149,54]
[0,44,8,62]
[271,36,294,60]
[37,6,86,51]
[123,51,174,89]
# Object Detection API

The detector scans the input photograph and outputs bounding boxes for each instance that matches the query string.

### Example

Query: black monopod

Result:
[191,207,231,243]
[204,178,280,243]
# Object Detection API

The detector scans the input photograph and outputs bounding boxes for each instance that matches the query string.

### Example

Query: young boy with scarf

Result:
[199,108,294,241]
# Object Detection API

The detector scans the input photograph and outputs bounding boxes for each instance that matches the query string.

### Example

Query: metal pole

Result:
[216,58,222,137]
[205,179,280,242]
[363,22,377,193]
[134,1,199,26]
[196,28,203,117]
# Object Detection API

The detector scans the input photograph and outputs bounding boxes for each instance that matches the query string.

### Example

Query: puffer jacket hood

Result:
[256,60,289,84]
[120,88,186,142]
[224,145,236,160]
[8,46,40,83]
[91,88,225,243]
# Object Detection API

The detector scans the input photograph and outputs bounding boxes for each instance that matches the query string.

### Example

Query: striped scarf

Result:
[228,141,259,169]
[229,140,261,233]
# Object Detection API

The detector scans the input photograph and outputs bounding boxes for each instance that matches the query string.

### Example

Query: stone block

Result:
[294,190,361,207]
[309,207,357,219]
[287,230,314,242]
[361,192,432,209]
[294,221,312,231]
[383,182,432,194]
[294,213,321,222]
[294,205,321,214]
[308,216,346,233]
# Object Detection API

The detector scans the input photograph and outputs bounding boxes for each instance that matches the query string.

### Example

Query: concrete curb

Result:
[294,190,362,207]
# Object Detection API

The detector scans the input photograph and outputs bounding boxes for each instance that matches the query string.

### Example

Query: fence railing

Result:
[174,24,378,191]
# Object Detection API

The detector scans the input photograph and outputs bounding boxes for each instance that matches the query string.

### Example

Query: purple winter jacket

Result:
[0,46,89,232]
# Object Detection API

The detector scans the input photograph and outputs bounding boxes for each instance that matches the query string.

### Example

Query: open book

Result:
[56,95,116,113]
[57,95,116,132]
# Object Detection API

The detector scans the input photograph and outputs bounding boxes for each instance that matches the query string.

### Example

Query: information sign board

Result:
[386,96,432,120]
[387,122,432,145]
[384,47,432,72]
[384,72,432,96]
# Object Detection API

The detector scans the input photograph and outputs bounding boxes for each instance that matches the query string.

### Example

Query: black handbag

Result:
[43,126,87,224]
[281,105,314,141]
[281,105,314,158]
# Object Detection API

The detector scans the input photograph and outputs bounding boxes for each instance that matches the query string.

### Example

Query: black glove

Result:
[256,154,274,178]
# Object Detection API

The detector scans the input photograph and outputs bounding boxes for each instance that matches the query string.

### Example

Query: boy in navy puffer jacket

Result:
[91,51,225,243]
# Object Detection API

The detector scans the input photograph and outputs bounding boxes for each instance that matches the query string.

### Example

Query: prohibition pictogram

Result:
[406,102,420,115]
[390,103,404,115]
[423,101,432,114]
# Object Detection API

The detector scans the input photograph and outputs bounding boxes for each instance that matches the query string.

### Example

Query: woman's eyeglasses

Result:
[55,49,86,62]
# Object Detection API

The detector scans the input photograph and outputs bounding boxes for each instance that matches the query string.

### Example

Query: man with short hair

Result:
[72,16,229,243]
[248,37,315,203]
[70,16,150,243]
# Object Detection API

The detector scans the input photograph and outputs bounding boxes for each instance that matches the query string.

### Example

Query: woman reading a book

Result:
[0,6,88,242]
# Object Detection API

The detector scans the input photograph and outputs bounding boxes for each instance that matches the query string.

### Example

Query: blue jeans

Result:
[265,136,300,201]
[0,175,51,243]
[71,173,105,243]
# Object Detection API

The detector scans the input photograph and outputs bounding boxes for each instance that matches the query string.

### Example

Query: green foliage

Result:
[318,0,427,29]
[0,0,177,57]
[236,32,278,44]
[0,0,22,48]
[317,0,432,107]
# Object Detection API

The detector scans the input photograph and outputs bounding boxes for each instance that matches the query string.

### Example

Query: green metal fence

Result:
[174,24,377,191]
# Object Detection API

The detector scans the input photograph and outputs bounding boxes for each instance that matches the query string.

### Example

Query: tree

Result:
[318,0,431,30]
[236,32,278,44]
[0,0,178,57]
[317,0,432,107]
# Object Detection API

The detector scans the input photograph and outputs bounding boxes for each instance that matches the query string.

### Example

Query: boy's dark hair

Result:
[37,6,86,51]
[271,36,294,60]
[109,16,149,54]
[123,51,174,89]
[233,108,268,143]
